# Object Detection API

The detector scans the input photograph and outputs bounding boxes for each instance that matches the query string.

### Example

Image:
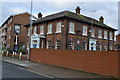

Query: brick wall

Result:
[117,34,120,44]
[30,48,120,78]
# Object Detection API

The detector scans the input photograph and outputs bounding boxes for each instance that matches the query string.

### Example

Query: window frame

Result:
[56,22,62,33]
[82,26,87,36]
[69,22,75,34]
[47,24,52,34]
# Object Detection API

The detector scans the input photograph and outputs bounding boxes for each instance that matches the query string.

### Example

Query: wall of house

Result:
[117,34,120,44]
[27,18,115,51]
[30,48,120,78]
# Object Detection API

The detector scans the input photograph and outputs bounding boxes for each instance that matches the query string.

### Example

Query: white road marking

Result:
[17,66,55,79]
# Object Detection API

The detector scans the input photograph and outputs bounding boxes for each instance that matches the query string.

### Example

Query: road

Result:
[2,61,56,80]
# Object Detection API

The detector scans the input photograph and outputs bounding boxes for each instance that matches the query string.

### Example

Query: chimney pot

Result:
[38,12,42,18]
[99,16,104,23]
[75,6,81,14]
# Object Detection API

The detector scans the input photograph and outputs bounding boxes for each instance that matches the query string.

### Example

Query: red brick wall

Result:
[117,34,120,44]
[30,48,120,78]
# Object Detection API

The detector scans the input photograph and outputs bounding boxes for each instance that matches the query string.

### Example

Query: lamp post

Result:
[27,0,33,60]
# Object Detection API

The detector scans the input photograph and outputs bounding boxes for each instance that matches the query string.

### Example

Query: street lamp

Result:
[27,0,33,60]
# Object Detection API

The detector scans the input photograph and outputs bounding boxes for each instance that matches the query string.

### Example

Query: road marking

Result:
[17,66,55,79]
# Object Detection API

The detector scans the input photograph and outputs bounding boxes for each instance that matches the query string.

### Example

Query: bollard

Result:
[6,51,9,57]
[12,52,15,58]
[19,52,22,60]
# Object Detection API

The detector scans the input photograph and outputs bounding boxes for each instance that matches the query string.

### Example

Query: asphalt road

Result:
[2,61,56,80]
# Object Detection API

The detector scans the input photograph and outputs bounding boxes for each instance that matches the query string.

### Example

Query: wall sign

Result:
[14,24,21,34]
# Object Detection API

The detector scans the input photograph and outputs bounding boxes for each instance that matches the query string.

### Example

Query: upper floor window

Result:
[47,24,52,34]
[9,26,12,31]
[83,26,87,36]
[56,22,62,33]
[91,28,95,37]
[98,29,102,38]
[34,26,37,33]
[109,32,113,40]
[104,30,108,39]
[69,22,75,34]
[27,28,30,36]
[40,25,44,34]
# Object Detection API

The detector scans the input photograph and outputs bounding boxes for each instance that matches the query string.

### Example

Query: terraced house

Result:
[25,7,117,51]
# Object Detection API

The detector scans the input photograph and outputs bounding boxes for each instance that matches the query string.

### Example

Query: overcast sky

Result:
[0,1,119,35]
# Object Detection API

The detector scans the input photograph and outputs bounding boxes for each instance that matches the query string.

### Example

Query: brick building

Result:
[25,7,117,51]
[0,12,37,51]
[115,34,120,50]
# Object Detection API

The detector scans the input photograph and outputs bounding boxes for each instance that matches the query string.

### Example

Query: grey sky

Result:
[0,2,118,35]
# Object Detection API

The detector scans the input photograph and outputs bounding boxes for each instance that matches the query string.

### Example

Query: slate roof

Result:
[25,11,117,31]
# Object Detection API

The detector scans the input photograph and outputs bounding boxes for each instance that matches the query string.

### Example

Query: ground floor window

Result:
[97,44,101,51]
[109,45,112,50]
[82,42,87,50]
[55,40,61,49]
[47,41,51,49]
[40,40,44,48]
[103,44,107,51]
[68,41,74,50]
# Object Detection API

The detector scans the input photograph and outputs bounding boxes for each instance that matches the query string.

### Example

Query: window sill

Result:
[91,35,95,38]
[82,34,87,36]
[47,33,52,34]
[39,33,44,35]
[55,31,61,34]
[98,37,102,39]
[69,32,75,34]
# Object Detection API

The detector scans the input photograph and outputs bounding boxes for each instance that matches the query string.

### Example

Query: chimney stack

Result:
[38,12,42,18]
[75,6,81,14]
[99,16,104,23]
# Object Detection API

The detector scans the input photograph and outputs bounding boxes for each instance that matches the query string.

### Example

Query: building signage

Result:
[14,24,21,34]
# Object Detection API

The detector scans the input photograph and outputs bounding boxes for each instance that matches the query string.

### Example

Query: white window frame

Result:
[34,26,37,33]
[10,26,11,30]
[68,41,74,50]
[97,44,102,51]
[47,24,52,34]
[46,41,51,49]
[98,29,102,39]
[40,25,44,35]
[104,44,107,51]
[40,40,44,48]
[82,42,87,50]
[56,22,62,33]
[109,45,112,50]
[83,26,87,36]
[91,28,95,37]
[69,22,75,34]
[55,40,61,49]
[104,30,108,39]
[9,35,11,39]
[27,28,30,36]
[109,32,113,40]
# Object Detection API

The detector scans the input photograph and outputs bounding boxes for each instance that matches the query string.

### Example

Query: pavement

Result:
[2,55,112,78]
